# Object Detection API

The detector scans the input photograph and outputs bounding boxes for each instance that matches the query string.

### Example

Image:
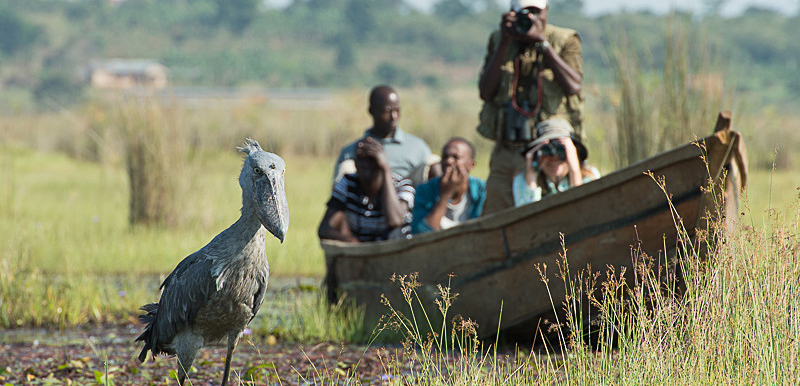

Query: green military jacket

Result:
[477,24,584,141]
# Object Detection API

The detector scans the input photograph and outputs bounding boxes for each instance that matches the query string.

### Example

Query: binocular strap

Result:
[511,53,544,119]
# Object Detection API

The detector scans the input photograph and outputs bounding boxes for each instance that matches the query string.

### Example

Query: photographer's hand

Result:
[500,11,515,38]
[500,11,544,43]
[524,16,546,43]
[556,137,582,187]
[524,144,543,189]
[425,164,464,231]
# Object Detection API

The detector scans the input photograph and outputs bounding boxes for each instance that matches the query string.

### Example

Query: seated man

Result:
[318,137,415,243]
[333,84,441,187]
[411,137,486,234]
[513,119,599,206]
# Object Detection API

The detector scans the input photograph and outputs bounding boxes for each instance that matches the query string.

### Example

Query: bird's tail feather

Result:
[135,302,159,363]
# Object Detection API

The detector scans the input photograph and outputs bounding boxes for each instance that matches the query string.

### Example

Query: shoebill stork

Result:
[135,139,289,386]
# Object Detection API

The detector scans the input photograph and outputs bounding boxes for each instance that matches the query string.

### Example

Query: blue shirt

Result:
[512,165,600,206]
[411,176,486,234]
[334,127,433,187]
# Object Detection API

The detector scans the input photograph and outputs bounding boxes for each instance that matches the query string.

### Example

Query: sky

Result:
[264,0,798,17]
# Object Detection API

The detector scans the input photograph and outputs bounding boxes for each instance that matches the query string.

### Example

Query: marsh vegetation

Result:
[1,88,798,384]
[2,1,800,384]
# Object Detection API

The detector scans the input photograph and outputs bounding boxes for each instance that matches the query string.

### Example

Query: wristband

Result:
[536,40,550,51]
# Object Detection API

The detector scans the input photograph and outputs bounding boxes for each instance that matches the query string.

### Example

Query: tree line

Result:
[1,0,798,110]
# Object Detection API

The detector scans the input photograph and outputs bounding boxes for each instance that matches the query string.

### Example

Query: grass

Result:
[562,178,800,384]
[1,87,799,384]
[358,169,800,385]
[0,89,797,324]
[0,145,334,327]
[341,182,800,384]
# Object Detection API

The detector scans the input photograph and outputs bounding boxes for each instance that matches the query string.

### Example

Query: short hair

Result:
[368,85,397,109]
[443,137,475,160]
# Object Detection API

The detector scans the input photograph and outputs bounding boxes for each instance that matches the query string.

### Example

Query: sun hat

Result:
[514,0,547,9]
[521,118,588,162]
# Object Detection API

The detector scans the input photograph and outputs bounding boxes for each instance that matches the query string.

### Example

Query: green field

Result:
[1,90,799,384]
[1,88,798,326]
[3,2,800,383]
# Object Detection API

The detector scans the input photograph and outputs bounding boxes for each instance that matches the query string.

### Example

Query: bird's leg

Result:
[220,332,241,386]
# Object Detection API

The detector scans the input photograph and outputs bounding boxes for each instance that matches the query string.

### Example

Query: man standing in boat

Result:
[477,0,584,215]
[411,137,486,234]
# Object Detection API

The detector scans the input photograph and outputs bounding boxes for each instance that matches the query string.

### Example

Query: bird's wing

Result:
[249,269,269,323]
[152,250,216,345]
[212,255,269,324]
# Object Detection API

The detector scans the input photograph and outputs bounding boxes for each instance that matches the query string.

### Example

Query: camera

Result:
[537,142,567,161]
[503,101,532,143]
[511,2,540,34]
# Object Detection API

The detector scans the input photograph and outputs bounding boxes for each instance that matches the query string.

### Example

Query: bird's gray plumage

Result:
[136,138,289,386]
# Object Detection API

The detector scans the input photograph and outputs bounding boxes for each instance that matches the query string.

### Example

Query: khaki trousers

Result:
[483,142,527,215]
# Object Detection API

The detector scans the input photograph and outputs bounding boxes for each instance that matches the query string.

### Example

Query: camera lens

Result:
[513,10,534,33]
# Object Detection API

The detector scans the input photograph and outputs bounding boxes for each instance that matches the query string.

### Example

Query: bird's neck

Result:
[211,204,266,255]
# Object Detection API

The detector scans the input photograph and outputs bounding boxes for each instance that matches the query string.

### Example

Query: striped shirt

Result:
[327,173,415,242]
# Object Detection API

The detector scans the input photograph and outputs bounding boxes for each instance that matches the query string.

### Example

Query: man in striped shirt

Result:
[318,137,415,243]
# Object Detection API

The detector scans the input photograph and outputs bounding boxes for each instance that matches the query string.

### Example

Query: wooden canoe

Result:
[322,112,748,339]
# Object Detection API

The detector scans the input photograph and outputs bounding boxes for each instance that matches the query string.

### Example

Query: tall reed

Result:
[114,95,190,227]
[542,169,800,384]
[609,14,727,168]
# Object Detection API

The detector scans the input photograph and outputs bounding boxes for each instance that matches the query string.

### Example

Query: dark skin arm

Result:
[318,207,360,243]
[479,9,582,102]
[357,137,408,229]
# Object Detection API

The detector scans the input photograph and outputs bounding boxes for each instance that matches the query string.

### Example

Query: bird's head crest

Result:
[237,138,263,157]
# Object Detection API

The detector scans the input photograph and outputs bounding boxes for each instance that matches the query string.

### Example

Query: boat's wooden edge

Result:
[322,127,746,258]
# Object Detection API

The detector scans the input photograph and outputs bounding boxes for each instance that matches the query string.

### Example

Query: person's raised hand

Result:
[500,10,545,43]
[524,145,540,188]
[357,137,390,171]
[555,137,579,165]
[439,160,468,201]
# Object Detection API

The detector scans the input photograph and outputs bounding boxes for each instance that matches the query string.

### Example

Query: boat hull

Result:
[323,124,747,339]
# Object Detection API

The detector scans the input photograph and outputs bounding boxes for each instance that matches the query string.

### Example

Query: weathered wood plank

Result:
[324,121,747,339]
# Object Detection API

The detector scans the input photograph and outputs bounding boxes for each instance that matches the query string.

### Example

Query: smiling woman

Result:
[512,118,599,206]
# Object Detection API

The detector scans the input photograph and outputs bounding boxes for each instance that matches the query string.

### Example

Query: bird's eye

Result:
[253,167,263,175]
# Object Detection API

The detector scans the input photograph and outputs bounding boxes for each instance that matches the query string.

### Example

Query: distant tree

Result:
[0,8,43,56]
[32,73,85,109]
[214,0,258,35]
[64,2,91,22]
[702,0,727,16]
[478,0,504,14]
[434,0,472,20]
[344,0,377,38]
[549,0,584,15]
[335,37,356,69]
[374,62,413,86]
[737,5,783,18]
